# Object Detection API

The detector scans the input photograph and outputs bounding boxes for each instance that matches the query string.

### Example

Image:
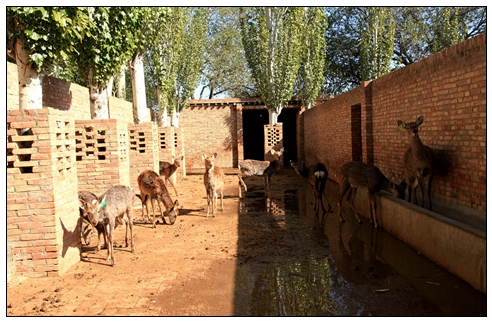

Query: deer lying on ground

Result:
[202,153,225,218]
[80,185,136,267]
[159,155,183,197]
[336,161,406,228]
[290,159,332,219]
[137,169,180,228]
[79,191,107,251]
[397,116,434,210]
[237,147,284,198]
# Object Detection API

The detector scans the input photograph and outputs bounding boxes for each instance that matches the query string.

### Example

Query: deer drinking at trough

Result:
[336,161,406,228]
[290,159,332,219]
[202,153,225,218]
[159,155,183,197]
[137,169,180,228]
[79,185,136,267]
[397,116,434,211]
[79,190,107,251]
[238,147,284,198]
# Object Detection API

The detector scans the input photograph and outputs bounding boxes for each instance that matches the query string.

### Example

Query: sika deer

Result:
[80,185,136,267]
[137,169,180,228]
[159,155,183,197]
[397,116,434,210]
[238,147,284,198]
[202,153,225,218]
[336,161,406,228]
[79,191,107,251]
[290,159,332,219]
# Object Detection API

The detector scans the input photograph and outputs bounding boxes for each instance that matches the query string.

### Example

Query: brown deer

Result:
[137,169,180,228]
[237,147,284,198]
[79,185,136,267]
[290,159,332,219]
[202,153,225,218]
[336,161,406,228]
[397,116,434,210]
[79,190,107,251]
[159,155,183,197]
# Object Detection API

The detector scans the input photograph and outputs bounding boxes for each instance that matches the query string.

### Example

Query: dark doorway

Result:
[278,108,298,164]
[243,109,269,160]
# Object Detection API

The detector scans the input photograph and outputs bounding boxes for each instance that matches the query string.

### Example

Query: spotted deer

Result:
[80,185,136,267]
[290,159,332,219]
[159,155,183,197]
[336,161,406,228]
[137,169,180,228]
[397,116,434,210]
[202,153,225,218]
[238,147,284,198]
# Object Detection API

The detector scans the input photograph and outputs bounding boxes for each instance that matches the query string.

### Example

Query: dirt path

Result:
[6,173,284,316]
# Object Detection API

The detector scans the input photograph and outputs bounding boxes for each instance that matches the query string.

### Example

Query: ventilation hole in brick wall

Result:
[87,151,94,157]
[97,139,105,144]
[76,155,82,161]
[97,155,106,160]
[86,143,94,148]
[86,135,94,140]
[97,130,106,136]
[138,144,146,153]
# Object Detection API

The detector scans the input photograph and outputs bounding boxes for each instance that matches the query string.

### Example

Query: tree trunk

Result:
[158,88,170,127]
[116,64,126,99]
[88,71,110,119]
[171,109,180,128]
[131,52,148,124]
[14,40,43,110]
[268,109,279,125]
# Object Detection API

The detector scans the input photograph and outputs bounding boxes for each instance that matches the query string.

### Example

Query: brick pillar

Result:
[361,81,374,164]
[75,119,130,196]
[264,122,283,164]
[129,122,159,192]
[7,108,79,278]
[236,103,244,165]
[174,127,186,179]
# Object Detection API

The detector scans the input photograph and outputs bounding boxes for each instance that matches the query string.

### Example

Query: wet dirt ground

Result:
[6,168,487,316]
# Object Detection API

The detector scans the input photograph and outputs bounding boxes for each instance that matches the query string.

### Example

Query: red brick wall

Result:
[7,108,80,277]
[302,33,486,211]
[180,104,238,169]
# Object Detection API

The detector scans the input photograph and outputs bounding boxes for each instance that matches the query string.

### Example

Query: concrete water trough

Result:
[352,188,486,294]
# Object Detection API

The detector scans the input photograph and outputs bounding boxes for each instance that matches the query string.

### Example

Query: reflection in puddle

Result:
[233,184,486,316]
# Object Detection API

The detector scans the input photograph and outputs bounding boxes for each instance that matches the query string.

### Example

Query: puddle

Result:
[232,184,486,316]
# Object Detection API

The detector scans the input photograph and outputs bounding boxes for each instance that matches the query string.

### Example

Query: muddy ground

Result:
[6,169,486,316]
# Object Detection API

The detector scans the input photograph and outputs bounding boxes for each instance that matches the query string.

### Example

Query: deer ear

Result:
[79,199,86,209]
[416,116,424,125]
[201,153,207,161]
[213,153,218,159]
[397,120,405,130]
[270,149,275,154]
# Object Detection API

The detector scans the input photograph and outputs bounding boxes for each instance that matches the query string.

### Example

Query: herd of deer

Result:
[78,116,433,266]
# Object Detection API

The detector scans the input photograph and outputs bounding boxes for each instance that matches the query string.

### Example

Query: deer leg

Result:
[206,189,211,218]
[426,175,433,211]
[368,192,378,228]
[105,222,115,266]
[338,181,350,222]
[410,178,419,205]
[219,187,224,211]
[237,174,247,198]
[167,178,179,197]
[347,187,362,223]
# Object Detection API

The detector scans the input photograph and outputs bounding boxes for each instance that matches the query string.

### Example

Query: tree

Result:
[72,7,143,119]
[359,7,395,81]
[7,7,90,109]
[240,7,304,125]
[295,7,327,109]
[199,7,255,99]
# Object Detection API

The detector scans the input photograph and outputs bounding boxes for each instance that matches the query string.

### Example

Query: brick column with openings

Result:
[7,108,79,278]
[129,122,159,192]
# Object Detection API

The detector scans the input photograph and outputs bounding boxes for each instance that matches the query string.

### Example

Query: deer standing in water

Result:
[397,116,434,210]
[290,159,332,219]
[202,153,225,218]
[336,161,406,228]
[238,147,284,198]
[159,155,183,197]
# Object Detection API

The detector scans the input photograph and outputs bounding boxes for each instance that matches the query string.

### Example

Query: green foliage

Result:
[295,8,327,108]
[360,7,395,81]
[72,7,144,89]
[200,7,255,99]
[7,7,91,72]
[240,7,304,114]
[432,7,461,53]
